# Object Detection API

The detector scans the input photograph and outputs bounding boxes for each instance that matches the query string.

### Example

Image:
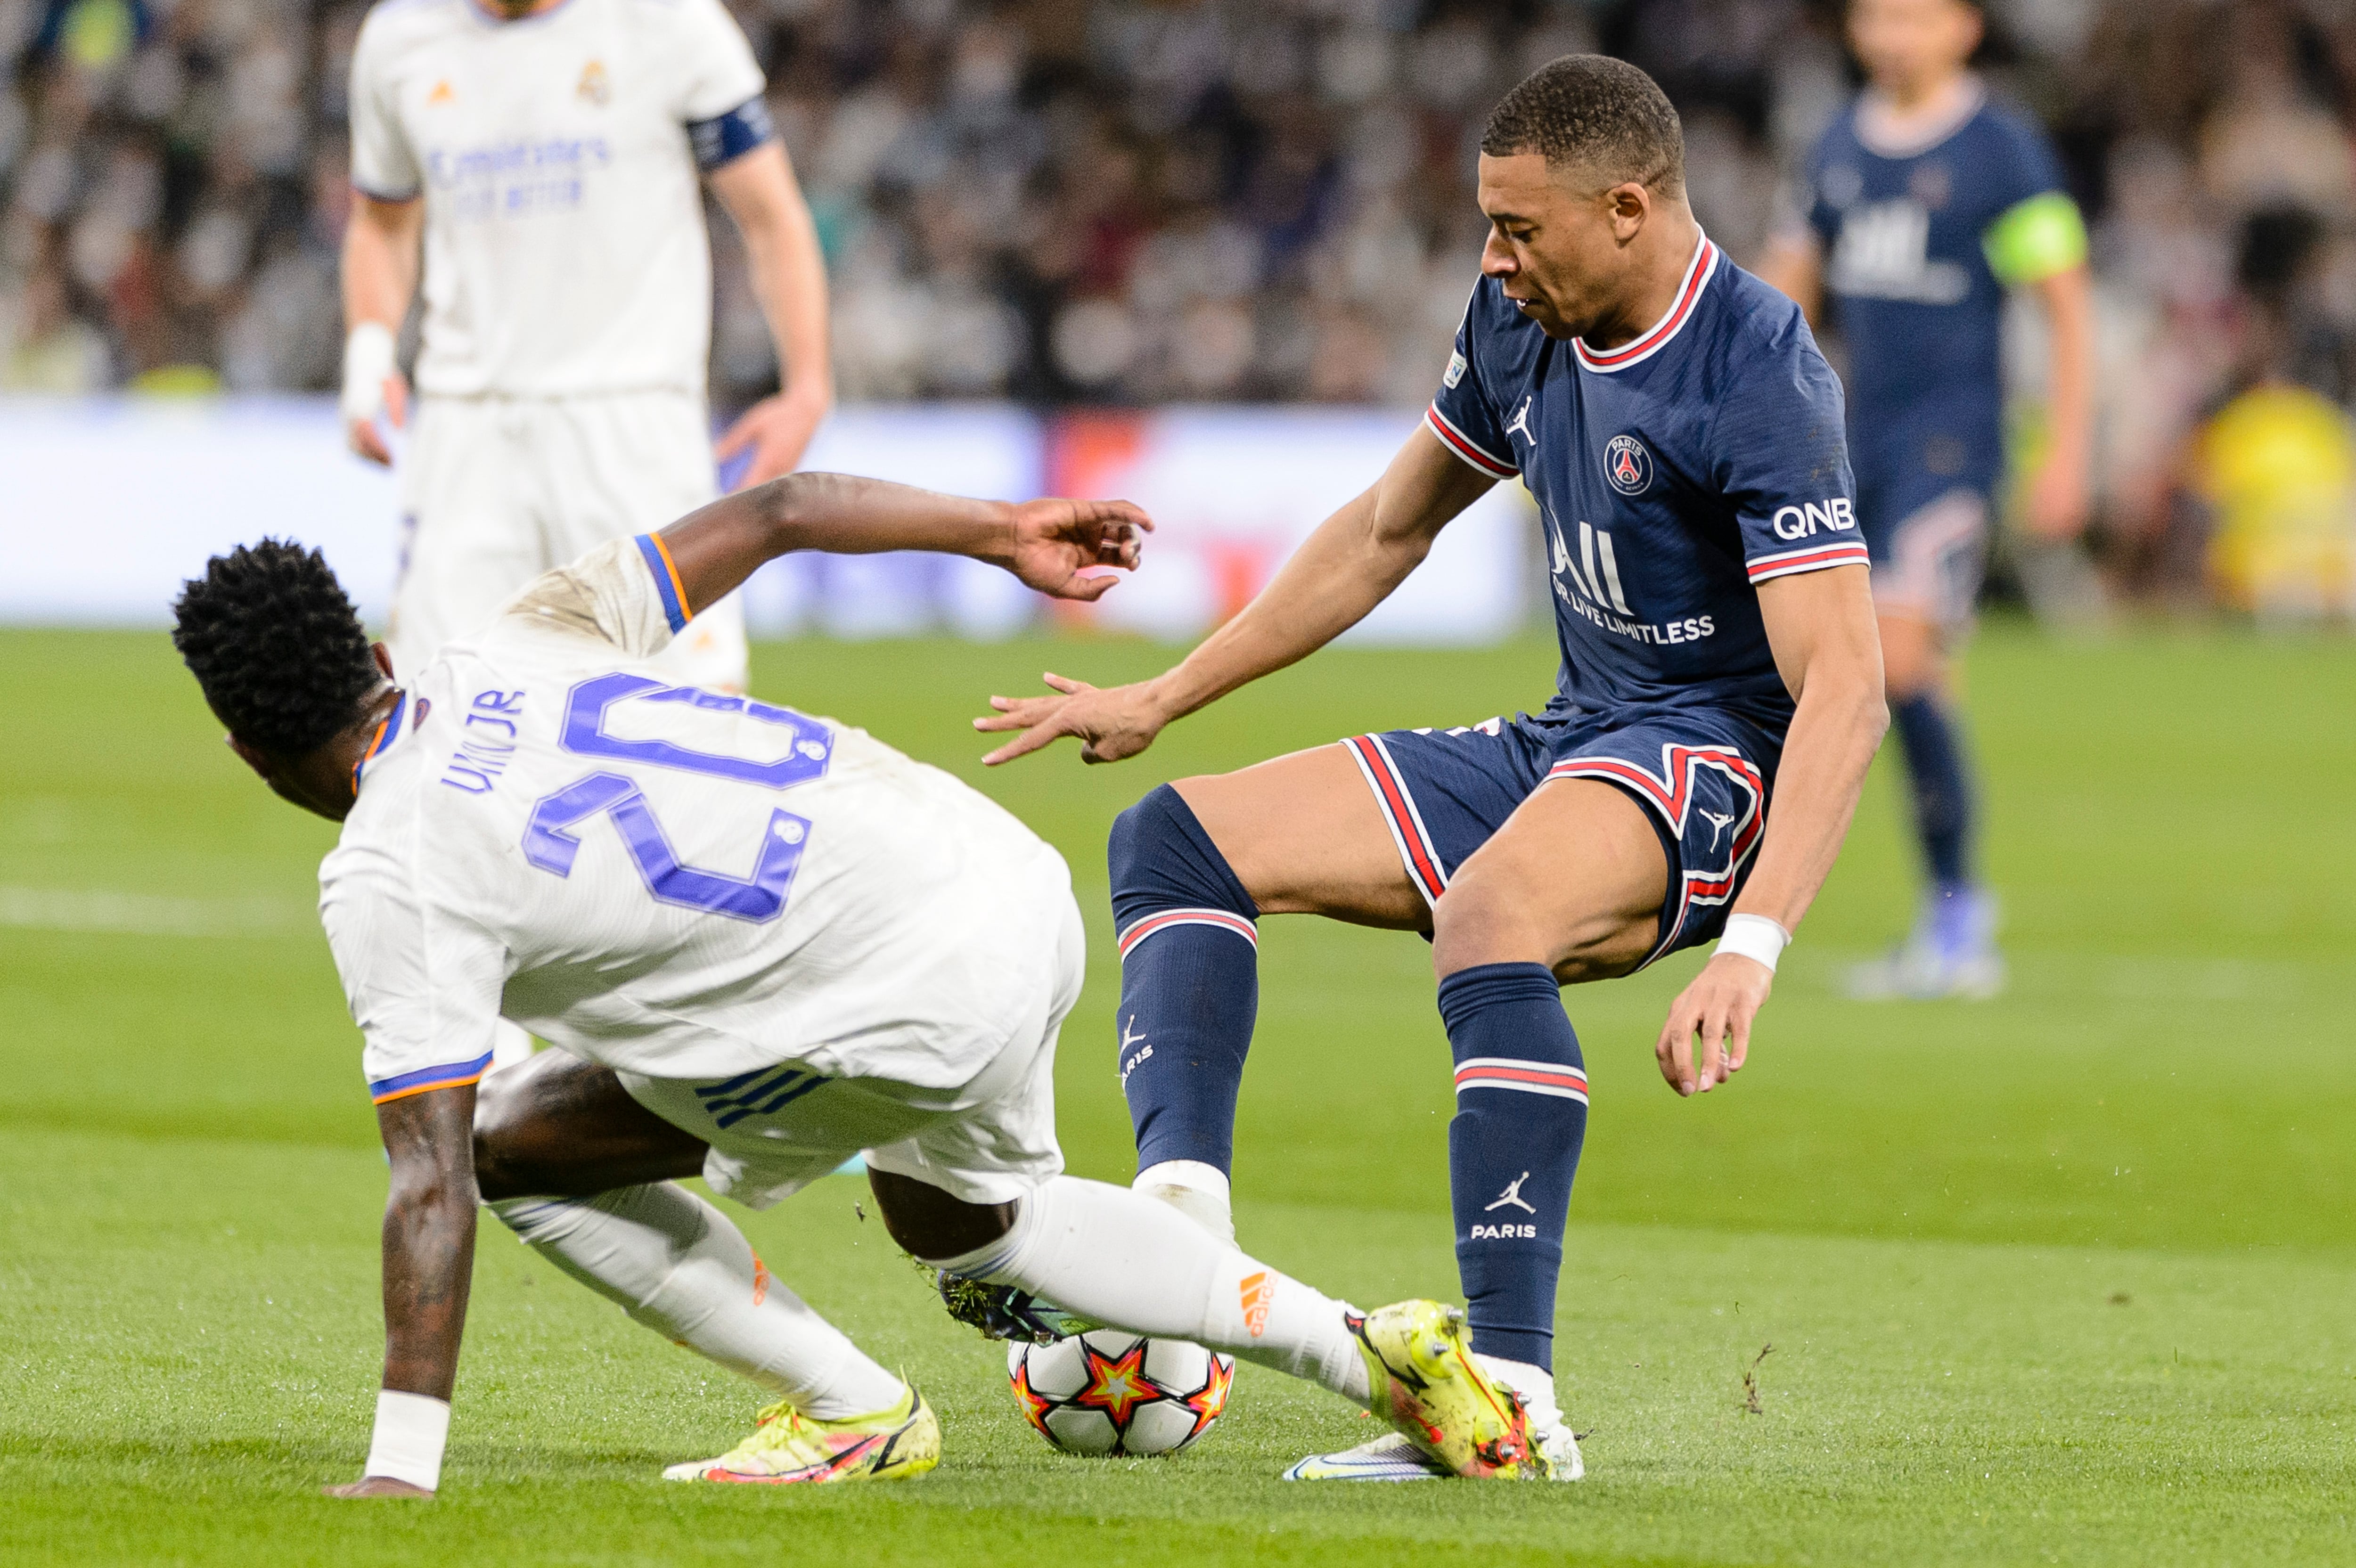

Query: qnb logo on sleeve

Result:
[1770,498,1858,540]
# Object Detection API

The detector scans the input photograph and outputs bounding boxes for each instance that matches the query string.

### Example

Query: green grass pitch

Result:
[2,621,2353,1566]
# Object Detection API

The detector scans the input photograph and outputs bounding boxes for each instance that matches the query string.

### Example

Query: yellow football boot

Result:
[1350,1301,1547,1480]
[662,1382,940,1485]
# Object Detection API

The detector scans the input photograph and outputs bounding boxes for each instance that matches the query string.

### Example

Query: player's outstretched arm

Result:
[1653,564,1888,1097]
[652,472,1149,619]
[322,1083,480,1500]
[974,423,1495,765]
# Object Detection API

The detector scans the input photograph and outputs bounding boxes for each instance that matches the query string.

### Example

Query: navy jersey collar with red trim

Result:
[1572,231,1718,373]
[1424,241,1861,732]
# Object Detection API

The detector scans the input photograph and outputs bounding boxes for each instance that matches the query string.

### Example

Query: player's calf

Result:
[1436,964,1587,1413]
[1107,783,1263,1236]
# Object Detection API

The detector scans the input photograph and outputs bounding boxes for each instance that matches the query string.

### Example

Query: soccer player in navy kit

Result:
[976,56,1889,1480]
[1760,0,2094,997]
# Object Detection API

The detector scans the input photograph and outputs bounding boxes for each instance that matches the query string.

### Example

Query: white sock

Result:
[489,1183,904,1420]
[1475,1353,1562,1432]
[938,1175,1369,1406]
[1132,1160,1236,1245]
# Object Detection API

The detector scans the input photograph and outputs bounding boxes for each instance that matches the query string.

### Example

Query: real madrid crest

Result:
[1603,433,1652,496]
[577,59,610,105]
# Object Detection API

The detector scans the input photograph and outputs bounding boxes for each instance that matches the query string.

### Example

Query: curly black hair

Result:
[172,539,382,757]
[1481,55,1685,196]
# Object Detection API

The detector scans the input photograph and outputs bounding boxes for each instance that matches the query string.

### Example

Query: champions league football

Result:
[1007,1333,1235,1458]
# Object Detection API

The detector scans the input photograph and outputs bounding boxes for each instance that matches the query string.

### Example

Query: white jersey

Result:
[321,537,1075,1104]
[348,0,767,398]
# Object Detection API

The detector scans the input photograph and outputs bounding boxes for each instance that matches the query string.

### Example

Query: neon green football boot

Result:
[1350,1301,1547,1480]
[662,1381,940,1485]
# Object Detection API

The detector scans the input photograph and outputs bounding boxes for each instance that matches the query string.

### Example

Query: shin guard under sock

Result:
[1108,784,1262,1178]
[1438,962,1588,1373]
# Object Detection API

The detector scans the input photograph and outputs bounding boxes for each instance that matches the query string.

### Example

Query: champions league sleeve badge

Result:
[1604,433,1653,496]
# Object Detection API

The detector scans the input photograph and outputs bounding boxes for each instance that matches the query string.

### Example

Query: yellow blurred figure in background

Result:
[2197,384,2356,622]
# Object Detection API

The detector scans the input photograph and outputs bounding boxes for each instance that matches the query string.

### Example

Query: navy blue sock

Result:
[1439,962,1587,1373]
[1891,692,1976,893]
[1108,785,1262,1178]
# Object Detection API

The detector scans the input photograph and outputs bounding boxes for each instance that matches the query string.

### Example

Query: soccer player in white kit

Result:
[337,0,832,695]
[168,471,1550,1495]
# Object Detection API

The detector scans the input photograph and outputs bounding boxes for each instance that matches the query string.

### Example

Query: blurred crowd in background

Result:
[9,0,2356,612]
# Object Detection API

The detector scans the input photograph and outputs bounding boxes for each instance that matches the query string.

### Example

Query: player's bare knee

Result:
[469,1071,545,1199]
[1430,879,1546,977]
[867,1168,1016,1263]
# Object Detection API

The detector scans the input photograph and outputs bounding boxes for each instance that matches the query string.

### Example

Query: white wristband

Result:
[341,321,397,426]
[363,1388,450,1491]
[1715,913,1792,973]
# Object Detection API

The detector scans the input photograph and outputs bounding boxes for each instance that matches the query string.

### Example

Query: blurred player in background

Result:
[1759,0,2094,999]
[338,0,831,698]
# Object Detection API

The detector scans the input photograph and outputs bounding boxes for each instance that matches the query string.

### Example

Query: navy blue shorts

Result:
[1342,707,1783,968]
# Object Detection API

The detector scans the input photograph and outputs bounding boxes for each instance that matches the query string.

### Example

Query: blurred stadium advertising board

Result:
[0,399,1529,644]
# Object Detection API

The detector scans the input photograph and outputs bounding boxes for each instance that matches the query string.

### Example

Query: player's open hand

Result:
[344,371,408,467]
[975,674,1170,767]
[321,1474,433,1500]
[716,391,827,490]
[2022,449,2091,542]
[1654,951,1772,1097]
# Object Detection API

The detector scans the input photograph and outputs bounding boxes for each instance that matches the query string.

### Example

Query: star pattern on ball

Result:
[1009,1359,1055,1436]
[1180,1352,1234,1441]
[1072,1339,1158,1428]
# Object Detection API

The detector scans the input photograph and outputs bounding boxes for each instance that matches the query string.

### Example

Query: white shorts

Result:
[616,895,1087,1210]
[1870,487,1990,644]
[389,389,748,691]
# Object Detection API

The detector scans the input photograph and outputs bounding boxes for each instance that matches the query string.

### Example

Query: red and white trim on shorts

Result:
[1745,539,1872,584]
[1572,234,1719,373]
[1546,743,1767,968]
[1454,1057,1590,1105]
[1424,403,1519,480]
[1343,733,1450,908]
[1116,908,1258,960]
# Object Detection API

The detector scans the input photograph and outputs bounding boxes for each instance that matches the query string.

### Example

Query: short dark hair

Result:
[1480,54,1685,195]
[172,539,380,757]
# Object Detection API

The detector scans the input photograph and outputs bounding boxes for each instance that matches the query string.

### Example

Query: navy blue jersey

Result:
[1803,90,2074,516]
[1426,236,1862,736]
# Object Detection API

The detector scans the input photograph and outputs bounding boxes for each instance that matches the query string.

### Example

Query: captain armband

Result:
[1983,191,2088,286]
[687,95,776,172]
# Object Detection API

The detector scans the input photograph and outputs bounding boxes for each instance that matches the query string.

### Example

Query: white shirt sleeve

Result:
[347,12,421,202]
[668,0,768,122]
[322,843,507,1104]
[494,535,694,660]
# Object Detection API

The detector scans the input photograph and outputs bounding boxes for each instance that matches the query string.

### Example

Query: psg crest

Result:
[1603,433,1652,496]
